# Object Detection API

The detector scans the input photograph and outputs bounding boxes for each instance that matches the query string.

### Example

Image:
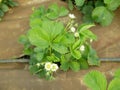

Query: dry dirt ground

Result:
[0,62,120,90]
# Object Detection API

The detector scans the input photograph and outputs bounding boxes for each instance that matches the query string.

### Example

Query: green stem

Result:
[64,19,72,31]
[34,69,42,74]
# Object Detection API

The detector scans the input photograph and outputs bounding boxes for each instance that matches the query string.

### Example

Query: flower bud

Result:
[80,45,85,51]
[70,27,76,32]
[74,32,79,37]
[69,14,76,19]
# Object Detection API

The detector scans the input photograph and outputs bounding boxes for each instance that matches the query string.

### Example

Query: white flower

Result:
[74,32,79,37]
[36,63,40,67]
[51,64,59,72]
[45,62,59,72]
[90,39,93,43]
[69,14,76,19]
[70,27,76,32]
[80,45,85,51]
[74,23,78,27]
[45,62,52,71]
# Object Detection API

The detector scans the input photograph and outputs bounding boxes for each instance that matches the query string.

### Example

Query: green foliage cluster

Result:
[0,0,18,21]
[67,0,120,26]
[83,69,120,90]
[19,4,100,80]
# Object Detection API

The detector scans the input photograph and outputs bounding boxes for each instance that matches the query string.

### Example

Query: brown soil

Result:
[91,8,120,58]
[0,62,120,90]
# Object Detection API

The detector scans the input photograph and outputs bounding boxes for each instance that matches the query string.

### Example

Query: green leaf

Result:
[29,55,38,65]
[35,52,44,61]
[81,5,94,15]
[46,53,60,62]
[60,33,75,45]
[81,3,93,23]
[64,53,72,60]
[87,1,94,6]
[19,35,29,44]
[70,61,80,72]
[29,65,39,74]
[70,48,81,59]
[114,69,120,78]
[37,70,46,78]
[30,18,42,28]
[83,71,107,90]
[78,23,95,32]
[47,11,59,19]
[1,4,9,12]
[30,6,46,19]
[53,35,63,43]
[92,6,114,26]
[34,47,43,52]
[47,4,69,19]
[104,0,120,11]
[88,46,100,66]
[72,39,81,50]
[28,28,49,49]
[75,0,85,6]
[79,59,89,69]
[81,30,97,40]
[81,44,89,58]
[8,1,18,7]
[23,48,33,55]
[60,63,69,71]
[19,35,32,55]
[28,21,64,49]
[0,9,4,17]
[47,4,59,19]
[41,21,64,40]
[60,56,70,71]
[59,6,69,17]
[68,0,74,10]
[83,15,94,23]
[95,0,104,7]
[108,78,120,90]
[52,43,68,54]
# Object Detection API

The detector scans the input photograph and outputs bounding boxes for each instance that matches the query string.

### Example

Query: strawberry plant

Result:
[66,0,120,26]
[19,4,100,80]
[83,69,120,90]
